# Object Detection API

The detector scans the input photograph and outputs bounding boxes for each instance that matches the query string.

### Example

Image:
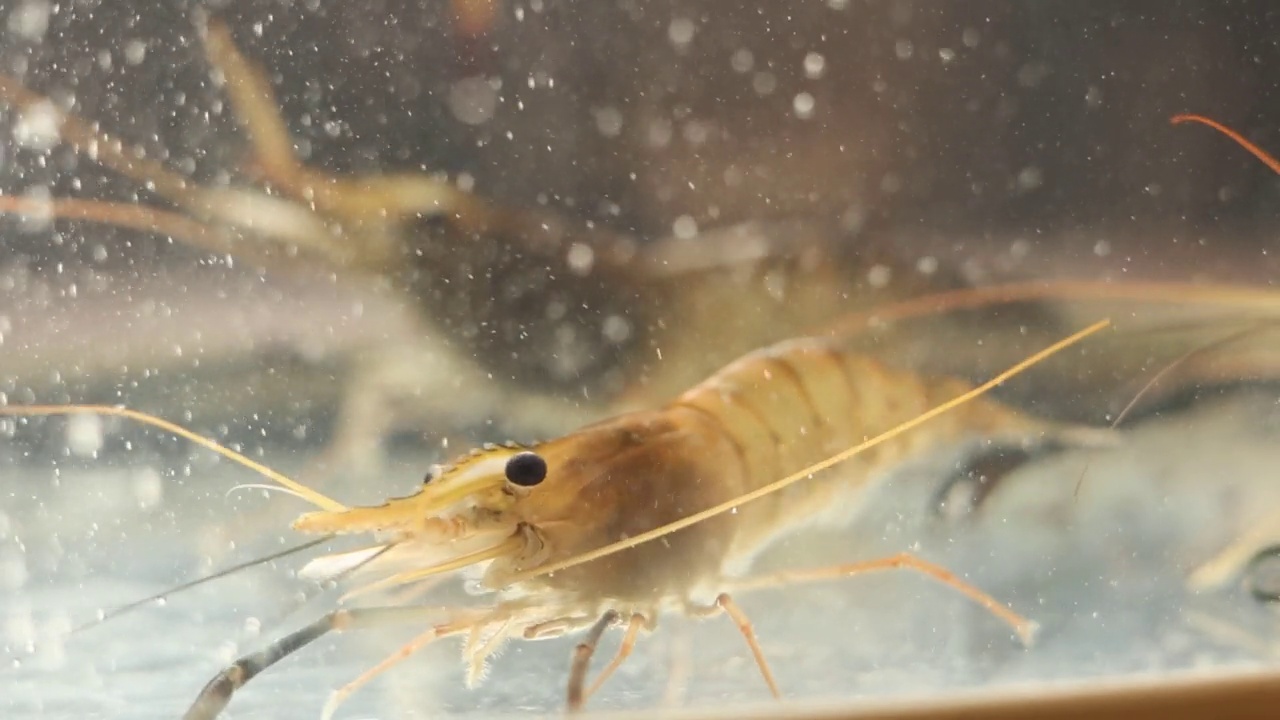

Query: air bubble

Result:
[66,413,104,458]
[803,52,826,79]
[448,76,499,126]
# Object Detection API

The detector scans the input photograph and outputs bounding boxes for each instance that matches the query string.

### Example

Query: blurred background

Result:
[0,1,1278,442]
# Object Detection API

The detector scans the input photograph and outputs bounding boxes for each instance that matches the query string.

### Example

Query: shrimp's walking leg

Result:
[183,606,483,720]
[199,16,311,200]
[730,553,1038,646]
[683,594,781,698]
[584,613,648,699]
[566,610,620,711]
[319,611,488,720]
[201,14,464,235]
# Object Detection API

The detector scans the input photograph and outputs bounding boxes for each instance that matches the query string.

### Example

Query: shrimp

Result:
[12,317,1098,719]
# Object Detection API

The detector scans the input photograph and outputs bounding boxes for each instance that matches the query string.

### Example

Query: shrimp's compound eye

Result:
[505,452,547,487]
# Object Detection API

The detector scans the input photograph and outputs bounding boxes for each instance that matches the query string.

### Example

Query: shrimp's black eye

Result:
[505,452,547,487]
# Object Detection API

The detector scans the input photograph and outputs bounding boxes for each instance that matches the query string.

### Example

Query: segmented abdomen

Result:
[671,337,1048,571]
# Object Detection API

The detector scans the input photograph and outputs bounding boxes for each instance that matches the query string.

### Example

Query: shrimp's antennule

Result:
[0,404,345,512]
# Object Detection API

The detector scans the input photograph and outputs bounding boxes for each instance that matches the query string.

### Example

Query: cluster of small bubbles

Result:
[6,0,51,41]
[792,92,816,120]
[803,52,826,79]
[672,214,698,240]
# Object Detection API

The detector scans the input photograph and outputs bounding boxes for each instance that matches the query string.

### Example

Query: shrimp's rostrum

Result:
[178,328,1111,719]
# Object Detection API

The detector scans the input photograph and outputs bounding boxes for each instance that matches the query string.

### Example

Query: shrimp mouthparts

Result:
[339,533,525,602]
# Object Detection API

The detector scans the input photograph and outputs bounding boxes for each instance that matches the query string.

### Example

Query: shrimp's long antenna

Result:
[514,318,1113,582]
[819,279,1280,340]
[0,404,345,512]
[70,534,336,635]
[1171,113,1280,175]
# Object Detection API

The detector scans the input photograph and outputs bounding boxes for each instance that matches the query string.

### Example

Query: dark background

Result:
[0,0,1278,271]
